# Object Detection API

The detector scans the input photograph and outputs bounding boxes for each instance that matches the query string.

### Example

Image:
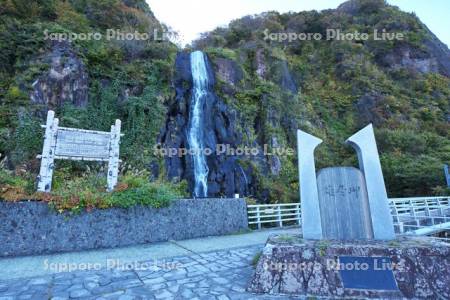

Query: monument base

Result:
[248,234,450,298]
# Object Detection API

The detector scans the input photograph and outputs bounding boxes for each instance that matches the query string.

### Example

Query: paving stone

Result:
[32,291,50,299]
[167,284,179,294]
[66,284,83,292]
[53,279,73,286]
[198,296,215,300]
[117,295,135,300]
[125,286,153,297]
[101,290,125,298]
[98,277,112,286]
[153,289,173,299]
[162,271,187,281]
[84,281,99,290]
[211,277,229,285]
[69,288,91,298]
[142,271,166,280]
[176,276,203,285]
[147,283,166,291]
[83,275,101,281]
[211,286,229,294]
[143,277,166,285]
[29,278,50,285]
[230,285,246,293]
[180,288,195,298]
[0,245,272,300]
[198,280,210,288]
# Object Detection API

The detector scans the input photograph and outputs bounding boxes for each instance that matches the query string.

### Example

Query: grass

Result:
[317,240,330,257]
[276,234,295,242]
[0,169,188,213]
[252,251,262,267]
[231,228,253,235]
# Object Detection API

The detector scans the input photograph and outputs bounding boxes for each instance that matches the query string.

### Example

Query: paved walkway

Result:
[0,228,301,299]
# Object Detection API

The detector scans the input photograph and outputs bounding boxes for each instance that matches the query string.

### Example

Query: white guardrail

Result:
[247,196,450,237]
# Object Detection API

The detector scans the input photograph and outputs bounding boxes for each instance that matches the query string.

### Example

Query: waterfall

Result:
[188,51,209,197]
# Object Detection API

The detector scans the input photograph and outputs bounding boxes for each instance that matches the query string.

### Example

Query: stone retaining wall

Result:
[0,198,248,257]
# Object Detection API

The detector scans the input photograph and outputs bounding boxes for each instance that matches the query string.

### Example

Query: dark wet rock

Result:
[255,49,267,80]
[213,58,243,87]
[30,41,88,110]
[422,28,450,77]
[271,60,297,94]
[148,161,160,181]
[381,46,439,75]
[268,156,281,176]
[160,52,250,197]
[337,0,387,16]
[355,92,390,126]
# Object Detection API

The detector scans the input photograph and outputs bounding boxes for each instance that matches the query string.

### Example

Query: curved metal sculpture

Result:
[296,130,323,239]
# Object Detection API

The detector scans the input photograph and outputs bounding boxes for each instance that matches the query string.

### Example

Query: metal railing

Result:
[247,203,301,229]
[389,196,450,234]
[247,196,450,236]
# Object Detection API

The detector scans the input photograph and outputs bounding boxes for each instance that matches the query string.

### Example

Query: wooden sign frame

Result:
[37,110,122,192]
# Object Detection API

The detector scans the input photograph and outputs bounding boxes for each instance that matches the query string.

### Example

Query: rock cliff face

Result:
[30,41,88,110]
[190,0,450,200]
[1,0,449,199]
[160,52,253,197]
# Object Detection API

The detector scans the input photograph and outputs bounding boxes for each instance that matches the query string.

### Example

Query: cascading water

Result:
[188,51,209,197]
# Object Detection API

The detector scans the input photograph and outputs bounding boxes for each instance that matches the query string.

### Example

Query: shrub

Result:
[0,171,188,212]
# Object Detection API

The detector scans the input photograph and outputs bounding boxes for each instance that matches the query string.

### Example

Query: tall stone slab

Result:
[317,167,373,239]
[346,124,395,240]
[297,130,323,239]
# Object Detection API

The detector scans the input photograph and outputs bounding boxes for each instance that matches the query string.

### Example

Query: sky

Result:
[147,0,450,47]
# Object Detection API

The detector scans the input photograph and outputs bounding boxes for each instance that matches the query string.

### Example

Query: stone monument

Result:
[37,110,122,192]
[248,124,450,298]
[316,167,373,239]
[297,123,395,240]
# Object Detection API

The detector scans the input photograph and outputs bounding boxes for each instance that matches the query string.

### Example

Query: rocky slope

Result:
[0,0,449,201]
[0,0,177,169]
[187,0,450,200]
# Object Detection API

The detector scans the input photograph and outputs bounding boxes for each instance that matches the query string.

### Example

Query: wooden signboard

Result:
[37,110,122,192]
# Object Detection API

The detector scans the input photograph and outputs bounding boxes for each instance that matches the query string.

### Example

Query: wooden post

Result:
[37,111,58,192]
[296,204,301,226]
[107,119,121,191]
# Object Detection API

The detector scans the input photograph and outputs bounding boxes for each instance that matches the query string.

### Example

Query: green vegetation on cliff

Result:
[197,0,450,199]
[0,0,449,205]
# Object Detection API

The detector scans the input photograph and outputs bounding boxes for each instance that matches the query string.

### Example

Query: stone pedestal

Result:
[248,234,450,298]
